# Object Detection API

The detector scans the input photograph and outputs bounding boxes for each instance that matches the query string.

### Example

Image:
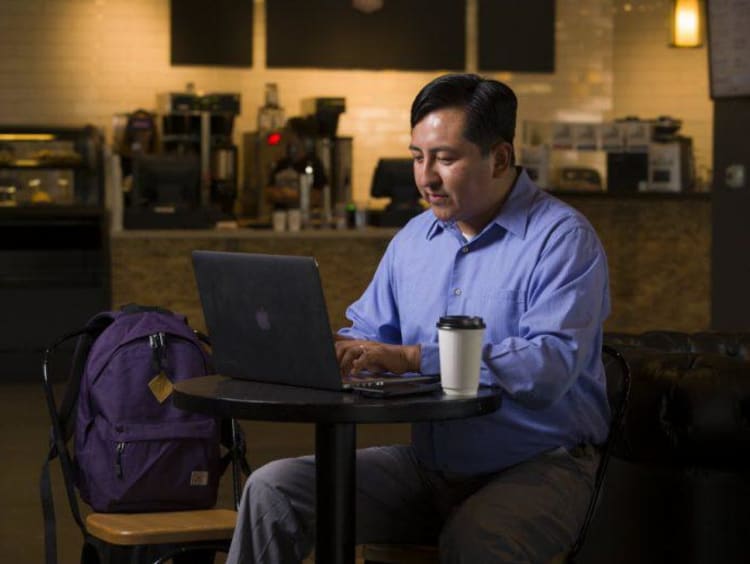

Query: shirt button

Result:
[454,288,462,296]
[462,246,469,254]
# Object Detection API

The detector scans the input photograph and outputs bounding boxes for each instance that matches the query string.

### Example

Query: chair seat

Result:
[85,508,237,546]
[362,543,438,564]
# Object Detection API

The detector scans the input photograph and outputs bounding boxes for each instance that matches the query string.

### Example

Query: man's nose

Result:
[415,160,440,187]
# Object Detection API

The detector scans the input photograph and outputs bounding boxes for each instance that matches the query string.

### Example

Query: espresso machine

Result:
[606,116,695,193]
[243,97,352,224]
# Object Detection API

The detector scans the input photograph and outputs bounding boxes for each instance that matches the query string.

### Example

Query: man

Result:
[227,73,611,563]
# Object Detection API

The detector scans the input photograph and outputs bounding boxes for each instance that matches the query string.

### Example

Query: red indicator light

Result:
[267,132,282,145]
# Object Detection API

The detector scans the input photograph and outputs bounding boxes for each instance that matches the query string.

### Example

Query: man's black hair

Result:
[410,73,517,157]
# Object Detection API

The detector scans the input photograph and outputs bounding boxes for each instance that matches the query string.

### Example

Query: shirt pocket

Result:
[477,288,526,339]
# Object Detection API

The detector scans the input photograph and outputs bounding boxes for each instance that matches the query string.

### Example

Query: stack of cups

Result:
[272,210,286,232]
[437,315,486,396]
[271,209,302,232]
[287,209,301,232]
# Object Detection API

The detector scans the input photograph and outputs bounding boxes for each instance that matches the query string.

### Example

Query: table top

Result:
[173,375,503,424]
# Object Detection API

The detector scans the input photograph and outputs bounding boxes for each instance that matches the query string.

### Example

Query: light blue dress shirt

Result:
[339,168,611,475]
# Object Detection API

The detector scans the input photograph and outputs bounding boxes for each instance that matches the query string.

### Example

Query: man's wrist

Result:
[406,344,421,372]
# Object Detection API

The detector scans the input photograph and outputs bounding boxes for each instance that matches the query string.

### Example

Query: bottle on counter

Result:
[345,202,357,229]
[299,162,313,229]
[257,83,286,133]
[334,202,348,230]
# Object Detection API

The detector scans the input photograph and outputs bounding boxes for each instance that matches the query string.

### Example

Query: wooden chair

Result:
[41,330,251,564]
[362,344,631,564]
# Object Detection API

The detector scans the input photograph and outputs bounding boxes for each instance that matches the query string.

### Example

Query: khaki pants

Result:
[226,444,598,564]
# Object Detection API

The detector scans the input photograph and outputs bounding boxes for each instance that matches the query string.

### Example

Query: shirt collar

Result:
[425,167,538,241]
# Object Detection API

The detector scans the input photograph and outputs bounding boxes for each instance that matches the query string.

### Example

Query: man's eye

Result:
[437,156,455,164]
[412,155,424,163]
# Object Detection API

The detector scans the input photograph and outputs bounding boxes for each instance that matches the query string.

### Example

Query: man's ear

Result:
[491,142,513,176]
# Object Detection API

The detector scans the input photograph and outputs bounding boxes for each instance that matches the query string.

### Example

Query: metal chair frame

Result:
[40,328,252,564]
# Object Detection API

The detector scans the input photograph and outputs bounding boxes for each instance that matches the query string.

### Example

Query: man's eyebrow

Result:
[408,145,457,154]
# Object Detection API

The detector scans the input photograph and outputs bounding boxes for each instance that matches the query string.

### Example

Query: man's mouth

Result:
[426,193,449,204]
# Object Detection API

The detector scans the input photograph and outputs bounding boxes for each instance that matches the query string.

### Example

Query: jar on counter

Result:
[0,185,17,206]
[53,177,74,205]
[29,178,52,204]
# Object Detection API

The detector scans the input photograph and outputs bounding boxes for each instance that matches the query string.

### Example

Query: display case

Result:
[0,125,110,379]
[0,125,104,207]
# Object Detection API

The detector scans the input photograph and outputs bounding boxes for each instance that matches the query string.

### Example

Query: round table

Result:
[173,375,503,564]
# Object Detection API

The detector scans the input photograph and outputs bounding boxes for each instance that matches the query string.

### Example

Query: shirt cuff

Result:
[420,343,440,375]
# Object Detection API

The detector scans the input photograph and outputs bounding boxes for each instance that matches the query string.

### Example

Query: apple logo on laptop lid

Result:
[255,307,271,331]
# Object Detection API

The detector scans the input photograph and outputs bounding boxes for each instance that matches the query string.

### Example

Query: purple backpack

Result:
[73,305,221,512]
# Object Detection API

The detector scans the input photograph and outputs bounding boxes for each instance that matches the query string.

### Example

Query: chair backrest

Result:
[567,344,631,561]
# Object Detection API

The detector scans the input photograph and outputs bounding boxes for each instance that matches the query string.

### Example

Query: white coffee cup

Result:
[272,210,287,232]
[287,208,302,232]
[437,315,486,396]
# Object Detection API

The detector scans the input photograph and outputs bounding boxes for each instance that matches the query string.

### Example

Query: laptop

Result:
[191,250,441,397]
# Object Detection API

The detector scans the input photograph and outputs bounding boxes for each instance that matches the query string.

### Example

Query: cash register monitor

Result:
[131,154,201,208]
[370,158,422,227]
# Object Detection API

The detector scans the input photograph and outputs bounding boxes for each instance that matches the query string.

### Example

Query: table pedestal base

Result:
[316,422,356,564]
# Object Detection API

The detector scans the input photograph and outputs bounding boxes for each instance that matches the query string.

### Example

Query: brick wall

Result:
[0,0,712,204]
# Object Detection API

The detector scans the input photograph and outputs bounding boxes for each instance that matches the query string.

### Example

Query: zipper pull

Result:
[157,332,168,372]
[149,333,162,374]
[115,442,125,478]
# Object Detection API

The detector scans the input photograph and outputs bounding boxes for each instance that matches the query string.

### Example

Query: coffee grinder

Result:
[203,93,240,216]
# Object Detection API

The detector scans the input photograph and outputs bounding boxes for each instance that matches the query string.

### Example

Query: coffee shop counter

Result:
[111,192,710,337]
[111,227,397,335]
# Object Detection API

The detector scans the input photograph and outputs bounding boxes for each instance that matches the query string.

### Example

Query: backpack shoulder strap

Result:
[40,312,115,564]
[57,313,116,441]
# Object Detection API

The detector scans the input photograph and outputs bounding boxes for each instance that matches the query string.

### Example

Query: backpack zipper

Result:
[115,442,125,478]
[149,332,166,374]
[91,331,209,387]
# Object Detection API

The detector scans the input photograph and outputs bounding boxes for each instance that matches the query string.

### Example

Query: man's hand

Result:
[334,335,421,377]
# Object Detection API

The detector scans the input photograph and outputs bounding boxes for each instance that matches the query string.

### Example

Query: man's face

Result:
[409,107,505,236]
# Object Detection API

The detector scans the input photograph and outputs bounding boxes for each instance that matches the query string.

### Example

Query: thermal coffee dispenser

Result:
[120,91,241,229]
[160,92,240,215]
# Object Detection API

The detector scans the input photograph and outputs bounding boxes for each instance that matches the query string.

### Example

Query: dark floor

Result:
[1,381,411,563]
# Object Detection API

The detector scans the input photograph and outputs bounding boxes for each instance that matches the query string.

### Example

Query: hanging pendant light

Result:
[670,0,703,47]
